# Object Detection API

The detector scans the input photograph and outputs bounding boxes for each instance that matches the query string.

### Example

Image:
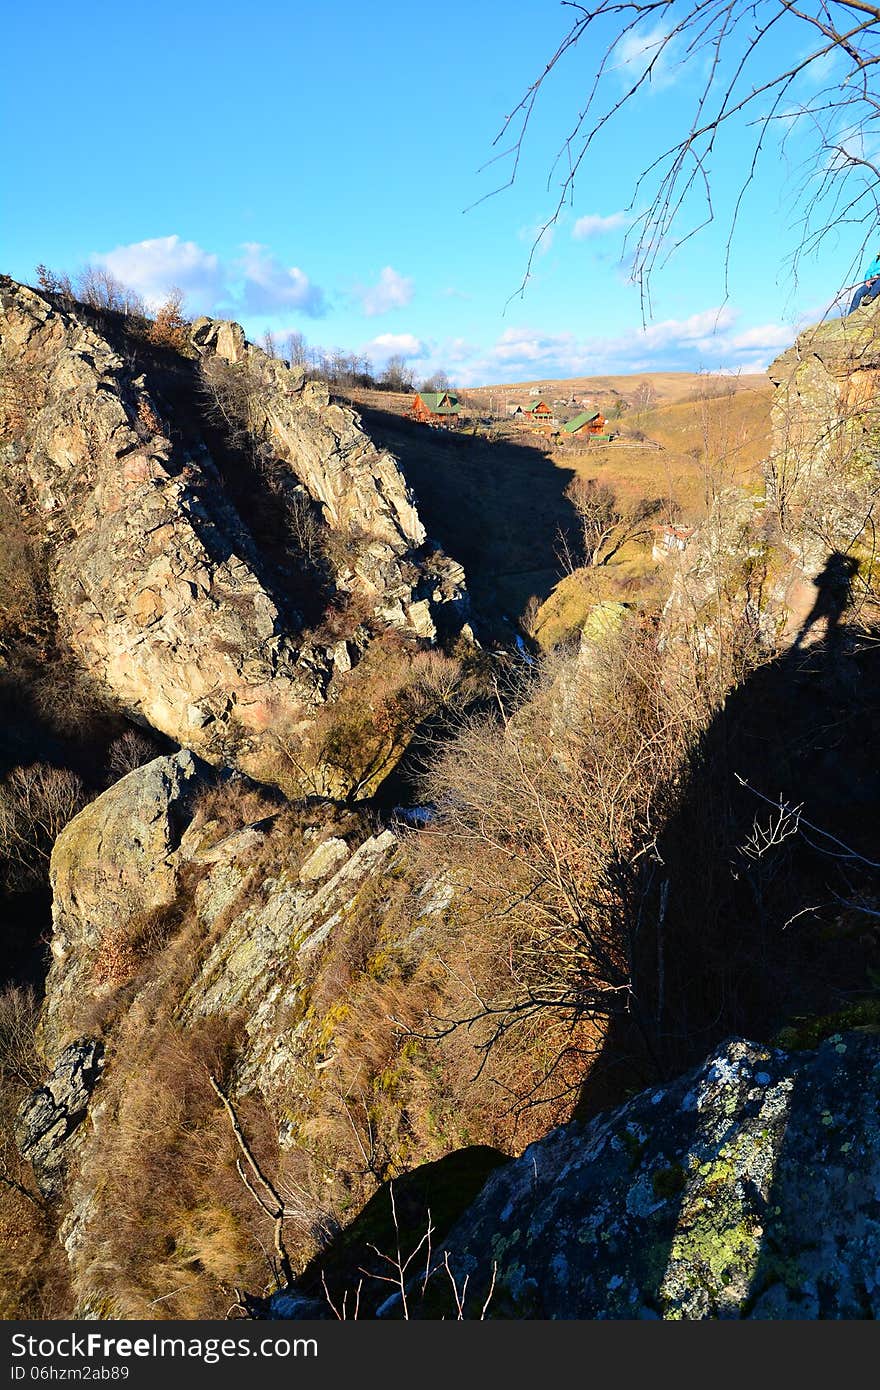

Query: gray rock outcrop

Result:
[40,750,208,1058]
[425,1033,880,1318]
[16,1039,105,1197]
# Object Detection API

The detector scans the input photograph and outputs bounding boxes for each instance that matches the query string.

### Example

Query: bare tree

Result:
[631,379,657,422]
[486,2,880,308]
[75,265,145,317]
[415,624,705,1074]
[420,370,451,392]
[566,477,663,566]
[380,354,415,392]
[285,331,310,370]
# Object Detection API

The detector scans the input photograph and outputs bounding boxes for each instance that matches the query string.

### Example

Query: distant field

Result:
[559,382,773,518]
[466,369,770,413]
[346,371,774,637]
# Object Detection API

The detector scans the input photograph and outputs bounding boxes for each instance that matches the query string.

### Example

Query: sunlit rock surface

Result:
[424,1034,880,1318]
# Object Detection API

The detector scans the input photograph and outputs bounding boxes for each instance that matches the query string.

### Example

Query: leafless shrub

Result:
[75,265,145,317]
[565,478,663,568]
[199,357,264,450]
[0,763,86,891]
[32,657,119,741]
[0,986,41,1091]
[413,615,736,1076]
[521,594,542,639]
[105,728,158,782]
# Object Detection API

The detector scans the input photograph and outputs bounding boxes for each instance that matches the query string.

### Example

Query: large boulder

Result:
[40,751,208,1057]
[424,1033,880,1318]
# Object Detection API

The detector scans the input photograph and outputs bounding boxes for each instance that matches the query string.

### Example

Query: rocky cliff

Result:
[0,278,466,792]
[767,299,880,572]
[660,299,880,656]
[19,754,512,1318]
[418,1032,880,1318]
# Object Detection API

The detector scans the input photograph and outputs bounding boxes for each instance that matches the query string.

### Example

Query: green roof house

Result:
[411,390,462,425]
[563,410,606,436]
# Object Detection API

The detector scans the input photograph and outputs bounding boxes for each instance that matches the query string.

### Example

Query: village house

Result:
[563,409,607,439]
[410,389,462,428]
[525,397,553,421]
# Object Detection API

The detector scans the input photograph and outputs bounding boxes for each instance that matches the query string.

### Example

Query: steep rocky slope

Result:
[266,1032,880,1318]
[0,278,466,793]
[659,298,880,657]
[4,288,880,1321]
[767,301,880,571]
[18,754,530,1317]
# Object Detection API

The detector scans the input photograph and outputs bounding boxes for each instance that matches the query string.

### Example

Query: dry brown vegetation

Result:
[146,289,193,356]
[0,763,86,893]
[268,636,473,801]
[0,986,71,1317]
[0,488,49,648]
[52,772,599,1318]
[413,615,735,1083]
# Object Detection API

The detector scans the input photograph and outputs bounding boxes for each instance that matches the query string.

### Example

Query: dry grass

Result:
[0,986,71,1318]
[0,489,49,647]
[555,384,771,519]
[268,634,467,801]
[75,1012,267,1319]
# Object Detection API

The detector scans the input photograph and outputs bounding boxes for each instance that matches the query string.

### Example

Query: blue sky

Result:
[2,0,875,383]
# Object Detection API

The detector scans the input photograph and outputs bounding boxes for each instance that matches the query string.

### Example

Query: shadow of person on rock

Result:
[792,552,859,654]
[577,596,880,1127]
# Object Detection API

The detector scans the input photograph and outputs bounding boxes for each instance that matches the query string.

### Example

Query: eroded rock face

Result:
[0,278,467,785]
[426,1034,880,1318]
[178,827,402,1101]
[41,751,208,1058]
[767,300,880,567]
[16,1040,104,1198]
[189,317,468,636]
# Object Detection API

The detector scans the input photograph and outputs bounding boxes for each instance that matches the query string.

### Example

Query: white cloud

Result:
[729,323,794,350]
[355,266,414,317]
[615,23,682,91]
[93,235,224,311]
[92,234,327,319]
[572,211,629,240]
[238,243,326,318]
[364,332,427,362]
[518,221,556,256]
[447,308,791,385]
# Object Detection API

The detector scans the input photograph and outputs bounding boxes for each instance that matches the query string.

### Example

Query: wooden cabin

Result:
[526,398,553,420]
[410,390,462,428]
[563,409,607,438]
